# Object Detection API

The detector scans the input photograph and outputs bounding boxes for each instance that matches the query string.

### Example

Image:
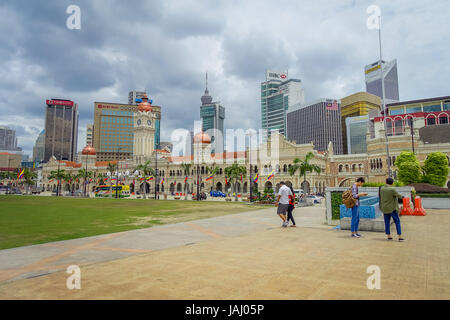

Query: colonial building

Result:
[38,94,450,196]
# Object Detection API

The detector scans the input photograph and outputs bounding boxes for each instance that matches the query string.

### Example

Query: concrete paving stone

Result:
[0,245,67,269]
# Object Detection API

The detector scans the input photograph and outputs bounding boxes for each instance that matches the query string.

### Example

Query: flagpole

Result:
[378,15,392,178]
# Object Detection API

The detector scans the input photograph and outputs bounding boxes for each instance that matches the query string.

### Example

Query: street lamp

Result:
[7,156,12,194]
[115,147,123,199]
[377,15,392,178]
[246,131,255,202]
[84,151,89,198]
[155,150,159,200]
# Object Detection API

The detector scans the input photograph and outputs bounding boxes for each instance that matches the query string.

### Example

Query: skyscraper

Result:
[261,70,304,140]
[32,129,45,163]
[340,92,381,154]
[200,74,225,154]
[93,100,161,162]
[365,59,399,104]
[128,91,147,105]
[86,124,94,146]
[287,99,343,155]
[43,99,79,163]
[0,126,21,151]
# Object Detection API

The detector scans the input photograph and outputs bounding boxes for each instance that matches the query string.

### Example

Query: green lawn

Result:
[0,196,265,250]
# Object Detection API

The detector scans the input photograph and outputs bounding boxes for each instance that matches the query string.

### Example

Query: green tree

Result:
[48,169,66,196]
[136,160,155,199]
[206,163,219,192]
[422,152,449,187]
[20,169,37,194]
[395,151,422,185]
[180,162,192,200]
[288,152,321,194]
[224,163,246,201]
[107,162,118,198]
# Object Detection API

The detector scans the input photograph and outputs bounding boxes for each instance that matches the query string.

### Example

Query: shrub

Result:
[331,191,343,220]
[396,151,422,185]
[422,152,449,187]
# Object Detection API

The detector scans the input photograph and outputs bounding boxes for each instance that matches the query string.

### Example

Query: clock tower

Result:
[133,93,156,163]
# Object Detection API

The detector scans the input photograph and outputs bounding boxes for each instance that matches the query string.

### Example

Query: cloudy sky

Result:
[0,0,449,157]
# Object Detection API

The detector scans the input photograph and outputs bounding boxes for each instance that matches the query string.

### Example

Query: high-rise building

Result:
[0,126,21,151]
[365,59,399,104]
[128,91,147,105]
[93,100,161,162]
[32,129,45,163]
[340,92,381,154]
[43,99,78,163]
[86,124,94,146]
[287,98,343,154]
[261,70,304,140]
[200,74,225,154]
[346,115,370,154]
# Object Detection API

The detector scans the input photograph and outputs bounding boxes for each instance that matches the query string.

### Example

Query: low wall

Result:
[325,187,414,226]
[421,198,450,209]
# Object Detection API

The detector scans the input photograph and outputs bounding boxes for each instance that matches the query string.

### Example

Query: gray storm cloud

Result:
[0,0,449,156]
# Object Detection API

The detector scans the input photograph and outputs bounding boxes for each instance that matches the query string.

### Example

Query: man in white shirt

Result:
[275,181,292,228]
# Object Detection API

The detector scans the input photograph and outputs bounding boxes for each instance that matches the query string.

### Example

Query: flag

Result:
[139,177,145,181]
[267,170,274,180]
[17,169,24,179]
[225,176,228,184]
[48,179,54,183]
[184,176,188,183]
[205,174,213,181]
[253,173,258,183]
[146,176,153,181]
[160,178,165,184]
[240,174,243,182]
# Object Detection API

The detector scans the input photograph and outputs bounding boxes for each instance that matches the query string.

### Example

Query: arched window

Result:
[352,164,356,172]
[426,114,437,126]
[345,164,349,172]
[283,164,287,173]
[339,164,343,172]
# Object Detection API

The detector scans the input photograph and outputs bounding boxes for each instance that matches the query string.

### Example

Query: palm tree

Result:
[206,163,219,192]
[136,160,155,199]
[77,168,93,196]
[20,169,37,195]
[107,162,117,198]
[288,152,321,194]
[224,163,247,201]
[180,162,192,200]
[48,169,66,196]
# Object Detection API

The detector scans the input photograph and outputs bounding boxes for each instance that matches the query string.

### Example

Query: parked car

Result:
[11,188,22,195]
[306,195,322,204]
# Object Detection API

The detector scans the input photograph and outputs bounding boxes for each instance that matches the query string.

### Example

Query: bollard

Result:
[413,197,427,216]
[400,197,413,216]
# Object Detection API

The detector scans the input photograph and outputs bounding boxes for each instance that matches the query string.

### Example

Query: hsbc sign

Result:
[266,70,288,81]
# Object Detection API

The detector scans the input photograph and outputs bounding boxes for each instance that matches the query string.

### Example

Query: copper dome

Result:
[82,145,96,155]
[138,94,152,112]
[193,132,211,144]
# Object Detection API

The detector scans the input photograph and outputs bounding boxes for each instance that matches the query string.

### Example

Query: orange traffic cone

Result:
[413,197,426,216]
[400,197,413,216]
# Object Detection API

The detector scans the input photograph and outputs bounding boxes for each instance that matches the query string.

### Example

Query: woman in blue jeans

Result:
[351,177,368,238]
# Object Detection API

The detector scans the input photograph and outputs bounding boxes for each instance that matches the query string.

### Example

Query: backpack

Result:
[342,188,356,208]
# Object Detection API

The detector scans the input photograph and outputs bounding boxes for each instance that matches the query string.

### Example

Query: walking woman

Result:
[286,185,296,227]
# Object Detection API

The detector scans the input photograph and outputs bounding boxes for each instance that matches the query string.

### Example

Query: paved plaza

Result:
[0,203,449,299]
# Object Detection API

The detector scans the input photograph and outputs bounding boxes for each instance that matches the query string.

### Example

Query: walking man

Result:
[351,177,368,238]
[275,181,292,228]
[380,177,405,241]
